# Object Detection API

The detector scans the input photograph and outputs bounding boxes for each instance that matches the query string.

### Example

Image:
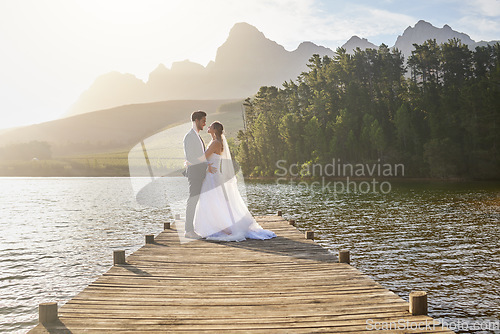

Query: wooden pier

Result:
[29,215,453,333]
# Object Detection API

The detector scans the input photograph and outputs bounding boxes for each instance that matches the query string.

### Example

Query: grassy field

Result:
[0,151,131,176]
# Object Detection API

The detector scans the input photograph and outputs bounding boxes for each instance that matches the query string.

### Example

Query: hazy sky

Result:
[0,0,499,130]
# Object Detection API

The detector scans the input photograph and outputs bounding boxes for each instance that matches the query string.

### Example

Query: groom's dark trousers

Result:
[185,164,206,232]
[183,128,206,233]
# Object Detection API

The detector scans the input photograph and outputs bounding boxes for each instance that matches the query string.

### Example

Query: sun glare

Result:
[74,0,173,24]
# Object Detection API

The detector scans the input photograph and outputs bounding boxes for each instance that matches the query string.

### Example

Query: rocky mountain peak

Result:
[227,22,266,40]
[214,22,287,68]
[342,36,378,54]
[394,20,475,58]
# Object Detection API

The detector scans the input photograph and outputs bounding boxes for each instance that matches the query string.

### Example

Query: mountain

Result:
[2,20,499,174]
[393,20,498,59]
[70,71,148,115]
[43,21,500,119]
[67,22,335,117]
[341,36,377,54]
[339,20,499,59]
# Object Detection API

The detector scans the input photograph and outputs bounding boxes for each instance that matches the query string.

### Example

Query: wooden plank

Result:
[29,215,454,333]
[28,316,449,331]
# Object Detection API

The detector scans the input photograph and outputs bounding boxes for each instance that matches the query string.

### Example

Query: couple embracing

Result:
[183,110,276,242]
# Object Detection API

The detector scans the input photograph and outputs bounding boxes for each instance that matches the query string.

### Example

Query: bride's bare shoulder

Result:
[211,139,223,154]
[209,139,222,146]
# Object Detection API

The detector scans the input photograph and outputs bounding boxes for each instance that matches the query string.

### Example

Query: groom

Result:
[183,110,211,239]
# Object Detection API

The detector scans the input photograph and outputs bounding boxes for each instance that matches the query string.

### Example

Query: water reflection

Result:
[0,178,169,333]
[246,180,499,333]
[0,178,498,333]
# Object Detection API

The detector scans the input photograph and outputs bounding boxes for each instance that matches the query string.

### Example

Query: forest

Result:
[236,39,500,179]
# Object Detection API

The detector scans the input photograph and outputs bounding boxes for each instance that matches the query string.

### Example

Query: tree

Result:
[236,41,500,179]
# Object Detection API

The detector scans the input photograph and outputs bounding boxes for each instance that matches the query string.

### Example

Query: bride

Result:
[192,121,276,241]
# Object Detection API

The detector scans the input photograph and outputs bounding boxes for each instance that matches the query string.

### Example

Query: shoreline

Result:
[0,173,499,182]
[244,175,500,182]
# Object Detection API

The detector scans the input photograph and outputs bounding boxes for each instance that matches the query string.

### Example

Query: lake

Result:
[0,177,498,333]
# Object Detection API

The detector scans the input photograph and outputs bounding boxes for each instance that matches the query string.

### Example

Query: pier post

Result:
[409,291,428,315]
[305,231,314,239]
[289,219,296,226]
[277,210,282,216]
[113,250,126,265]
[164,222,171,230]
[146,235,155,244]
[339,250,350,264]
[39,302,58,324]
[175,214,180,220]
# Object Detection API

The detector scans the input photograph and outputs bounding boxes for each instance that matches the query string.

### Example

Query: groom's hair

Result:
[191,110,207,122]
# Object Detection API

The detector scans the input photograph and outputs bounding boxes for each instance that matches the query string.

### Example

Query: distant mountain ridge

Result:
[67,23,335,117]
[66,21,499,117]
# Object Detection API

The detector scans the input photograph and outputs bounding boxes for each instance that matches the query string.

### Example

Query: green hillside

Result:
[0,99,245,176]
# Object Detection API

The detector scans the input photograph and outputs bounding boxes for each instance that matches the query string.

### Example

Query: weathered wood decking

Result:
[29,216,453,333]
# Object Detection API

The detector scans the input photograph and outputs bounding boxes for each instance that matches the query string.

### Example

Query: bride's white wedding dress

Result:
[193,140,276,242]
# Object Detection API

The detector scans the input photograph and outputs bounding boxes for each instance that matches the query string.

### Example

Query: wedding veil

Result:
[220,134,236,184]
[219,134,259,235]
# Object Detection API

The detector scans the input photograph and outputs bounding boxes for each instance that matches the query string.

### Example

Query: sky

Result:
[0,0,499,130]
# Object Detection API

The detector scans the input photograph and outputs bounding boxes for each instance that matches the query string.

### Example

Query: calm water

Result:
[0,177,499,333]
